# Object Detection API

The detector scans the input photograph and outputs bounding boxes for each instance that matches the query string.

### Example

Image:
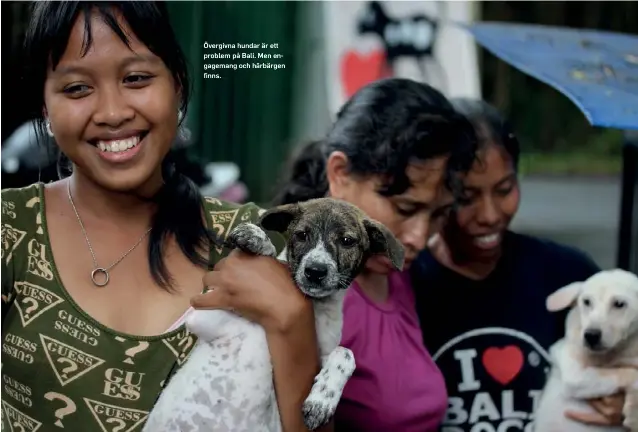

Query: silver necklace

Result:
[67,182,152,287]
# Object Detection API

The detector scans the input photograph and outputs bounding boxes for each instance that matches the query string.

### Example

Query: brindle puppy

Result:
[145,198,404,432]
[231,198,405,429]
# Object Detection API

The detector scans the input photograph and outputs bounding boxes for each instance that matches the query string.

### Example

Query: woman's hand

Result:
[191,250,311,332]
[565,393,625,426]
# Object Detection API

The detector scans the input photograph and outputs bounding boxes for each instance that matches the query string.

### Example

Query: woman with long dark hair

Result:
[274,78,477,431]
[1,2,320,430]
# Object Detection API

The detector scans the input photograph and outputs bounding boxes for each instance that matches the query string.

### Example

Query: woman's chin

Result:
[365,256,396,275]
[79,165,163,196]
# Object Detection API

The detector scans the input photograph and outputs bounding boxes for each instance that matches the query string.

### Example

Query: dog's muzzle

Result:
[296,260,341,298]
[304,263,328,283]
[583,328,604,351]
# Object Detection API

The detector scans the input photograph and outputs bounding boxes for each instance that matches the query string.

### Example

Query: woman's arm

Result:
[265,305,320,432]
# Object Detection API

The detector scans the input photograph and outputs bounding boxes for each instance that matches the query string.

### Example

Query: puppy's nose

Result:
[304,263,328,282]
[583,328,602,348]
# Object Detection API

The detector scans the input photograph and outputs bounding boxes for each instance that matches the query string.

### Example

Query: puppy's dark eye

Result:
[583,298,591,307]
[613,300,626,309]
[294,231,308,242]
[340,236,357,247]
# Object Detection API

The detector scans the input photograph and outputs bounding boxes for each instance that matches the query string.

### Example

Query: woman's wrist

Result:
[264,291,314,335]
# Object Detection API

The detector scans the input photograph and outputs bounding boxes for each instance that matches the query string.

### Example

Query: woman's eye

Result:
[63,84,91,95]
[495,186,513,196]
[124,74,153,85]
[340,236,357,247]
[395,204,417,217]
[457,191,475,207]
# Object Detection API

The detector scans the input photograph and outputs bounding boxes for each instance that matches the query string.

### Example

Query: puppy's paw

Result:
[302,347,356,430]
[225,223,276,257]
[302,396,335,431]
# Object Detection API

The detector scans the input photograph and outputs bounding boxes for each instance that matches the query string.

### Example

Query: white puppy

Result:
[534,269,638,432]
[143,198,404,432]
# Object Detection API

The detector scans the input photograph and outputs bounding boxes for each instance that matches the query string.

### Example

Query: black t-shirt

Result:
[411,231,601,432]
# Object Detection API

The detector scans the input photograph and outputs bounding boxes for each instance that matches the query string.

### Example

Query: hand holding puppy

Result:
[191,249,313,333]
[565,393,625,426]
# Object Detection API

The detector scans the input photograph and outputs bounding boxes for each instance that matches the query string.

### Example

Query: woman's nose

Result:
[92,87,135,128]
[476,196,500,226]
[401,217,428,252]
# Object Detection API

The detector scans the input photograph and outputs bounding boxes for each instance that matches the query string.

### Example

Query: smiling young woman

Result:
[1,2,320,430]
[412,98,626,431]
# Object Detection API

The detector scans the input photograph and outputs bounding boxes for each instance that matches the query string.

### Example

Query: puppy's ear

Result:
[546,282,583,312]
[363,219,405,271]
[260,204,301,233]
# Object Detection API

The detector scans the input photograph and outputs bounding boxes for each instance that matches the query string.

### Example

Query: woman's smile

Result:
[91,131,149,164]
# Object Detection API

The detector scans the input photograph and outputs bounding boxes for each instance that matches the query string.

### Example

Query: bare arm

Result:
[266,301,320,432]
[265,298,336,432]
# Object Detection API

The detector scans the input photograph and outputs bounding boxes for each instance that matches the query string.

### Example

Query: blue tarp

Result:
[462,22,638,130]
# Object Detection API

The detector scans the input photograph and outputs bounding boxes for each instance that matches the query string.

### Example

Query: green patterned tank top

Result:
[1,183,284,432]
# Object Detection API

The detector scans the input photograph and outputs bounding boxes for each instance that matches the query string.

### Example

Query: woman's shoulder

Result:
[507,231,598,267]
[2,183,44,247]
[506,230,601,281]
[2,183,42,213]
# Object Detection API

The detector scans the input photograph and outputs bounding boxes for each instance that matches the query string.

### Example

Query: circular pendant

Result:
[91,268,109,287]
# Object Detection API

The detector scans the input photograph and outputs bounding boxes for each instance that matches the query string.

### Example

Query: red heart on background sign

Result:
[482,345,524,385]
[340,49,391,99]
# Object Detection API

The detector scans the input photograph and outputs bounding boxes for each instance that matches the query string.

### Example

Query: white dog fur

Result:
[534,268,638,432]
[143,244,353,431]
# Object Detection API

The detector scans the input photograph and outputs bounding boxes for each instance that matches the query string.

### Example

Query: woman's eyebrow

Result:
[51,53,160,76]
[494,173,517,187]
[119,53,162,68]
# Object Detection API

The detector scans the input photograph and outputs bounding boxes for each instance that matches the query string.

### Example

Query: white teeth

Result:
[97,136,141,153]
[475,233,499,245]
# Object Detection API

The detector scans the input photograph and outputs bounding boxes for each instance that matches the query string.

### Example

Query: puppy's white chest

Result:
[143,310,279,432]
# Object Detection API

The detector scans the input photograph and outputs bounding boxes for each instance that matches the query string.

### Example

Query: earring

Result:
[45,120,54,137]
[177,110,184,123]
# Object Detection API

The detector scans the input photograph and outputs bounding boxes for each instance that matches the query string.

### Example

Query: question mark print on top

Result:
[56,359,78,380]
[114,337,150,365]
[177,335,194,361]
[25,196,44,236]
[106,418,127,432]
[161,330,195,365]
[21,298,38,321]
[44,392,77,428]
[14,282,64,327]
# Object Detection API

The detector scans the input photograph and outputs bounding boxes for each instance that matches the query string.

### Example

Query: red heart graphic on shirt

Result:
[482,345,524,385]
[340,49,392,99]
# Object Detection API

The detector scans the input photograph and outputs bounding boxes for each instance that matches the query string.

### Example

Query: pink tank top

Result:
[335,271,447,431]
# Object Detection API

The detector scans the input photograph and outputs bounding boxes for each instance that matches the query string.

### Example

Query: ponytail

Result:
[272,140,329,206]
[149,152,220,290]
